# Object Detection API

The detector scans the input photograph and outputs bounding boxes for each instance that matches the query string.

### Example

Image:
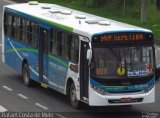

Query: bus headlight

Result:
[91,85,108,95]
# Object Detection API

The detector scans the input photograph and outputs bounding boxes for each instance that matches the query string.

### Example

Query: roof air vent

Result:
[85,20,101,24]
[98,21,111,26]
[28,1,38,5]
[41,6,51,9]
[61,10,72,15]
[75,15,86,19]
[49,9,61,13]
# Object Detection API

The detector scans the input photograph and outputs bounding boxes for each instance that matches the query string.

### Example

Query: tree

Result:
[157,0,160,11]
[123,0,126,15]
[141,0,148,24]
[89,0,107,7]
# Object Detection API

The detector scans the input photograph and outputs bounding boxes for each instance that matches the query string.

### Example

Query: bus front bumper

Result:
[89,86,155,106]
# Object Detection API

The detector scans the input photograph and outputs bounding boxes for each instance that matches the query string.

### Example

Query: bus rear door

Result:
[39,27,49,85]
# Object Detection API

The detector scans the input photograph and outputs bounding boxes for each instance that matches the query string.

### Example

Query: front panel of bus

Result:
[89,32,155,106]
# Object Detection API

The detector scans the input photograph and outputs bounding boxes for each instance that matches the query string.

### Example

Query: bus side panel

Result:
[5,37,40,82]
[48,54,69,93]
[5,37,19,71]
[5,38,27,73]
[27,47,39,82]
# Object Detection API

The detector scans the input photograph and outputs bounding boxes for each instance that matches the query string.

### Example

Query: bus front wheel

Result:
[69,83,80,109]
[22,63,32,87]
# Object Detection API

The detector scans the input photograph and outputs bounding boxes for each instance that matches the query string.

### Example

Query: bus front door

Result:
[39,28,49,85]
[80,41,89,101]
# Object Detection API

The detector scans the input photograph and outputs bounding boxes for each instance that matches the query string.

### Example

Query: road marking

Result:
[0,105,7,112]
[0,44,2,47]
[3,0,16,4]
[157,48,160,50]
[2,86,13,91]
[35,103,48,110]
[17,94,28,100]
[56,113,66,118]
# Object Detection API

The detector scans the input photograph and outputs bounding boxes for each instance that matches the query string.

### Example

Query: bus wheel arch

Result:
[22,59,28,70]
[66,78,81,109]
[66,78,74,96]
[22,59,32,87]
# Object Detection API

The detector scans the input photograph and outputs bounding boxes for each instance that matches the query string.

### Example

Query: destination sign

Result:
[92,32,153,43]
[101,33,144,42]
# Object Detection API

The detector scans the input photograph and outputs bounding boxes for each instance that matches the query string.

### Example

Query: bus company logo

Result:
[142,112,159,118]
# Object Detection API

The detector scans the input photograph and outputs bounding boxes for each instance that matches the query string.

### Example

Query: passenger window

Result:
[50,29,58,55]
[22,19,27,43]
[70,35,79,63]
[4,13,12,37]
[61,32,69,59]
[49,29,79,64]
[31,22,39,48]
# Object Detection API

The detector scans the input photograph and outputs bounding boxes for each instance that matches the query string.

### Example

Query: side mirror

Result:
[87,49,92,61]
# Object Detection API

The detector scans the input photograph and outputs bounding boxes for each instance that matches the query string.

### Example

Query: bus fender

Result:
[65,78,74,96]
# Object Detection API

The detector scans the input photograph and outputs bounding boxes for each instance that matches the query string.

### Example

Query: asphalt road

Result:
[0,0,160,118]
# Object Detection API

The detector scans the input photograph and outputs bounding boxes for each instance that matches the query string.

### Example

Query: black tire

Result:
[69,83,81,109]
[22,63,32,87]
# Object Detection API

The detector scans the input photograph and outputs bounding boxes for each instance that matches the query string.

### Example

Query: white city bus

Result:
[2,1,156,108]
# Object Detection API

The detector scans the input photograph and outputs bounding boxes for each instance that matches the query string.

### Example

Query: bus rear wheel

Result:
[69,83,80,109]
[22,63,32,87]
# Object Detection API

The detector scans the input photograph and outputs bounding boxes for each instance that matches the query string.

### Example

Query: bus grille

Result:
[108,98,143,104]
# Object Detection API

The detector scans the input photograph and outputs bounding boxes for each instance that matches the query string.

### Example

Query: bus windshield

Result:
[91,46,154,78]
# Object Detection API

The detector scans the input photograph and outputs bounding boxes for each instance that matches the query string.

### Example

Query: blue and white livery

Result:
[2,2,156,108]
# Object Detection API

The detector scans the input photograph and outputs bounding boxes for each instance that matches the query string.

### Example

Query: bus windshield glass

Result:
[91,46,154,78]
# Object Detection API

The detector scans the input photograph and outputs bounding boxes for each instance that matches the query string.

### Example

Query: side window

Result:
[22,19,27,43]
[12,16,16,39]
[70,35,79,63]
[50,29,58,55]
[4,13,39,48]
[61,32,69,59]
[49,29,79,64]
[22,19,30,44]
[31,22,39,48]
[4,13,12,37]
[12,16,21,40]
[4,12,7,34]
[57,31,62,56]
